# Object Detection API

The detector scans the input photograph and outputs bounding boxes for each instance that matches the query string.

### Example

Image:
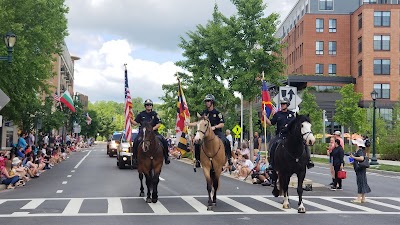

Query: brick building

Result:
[274,0,400,132]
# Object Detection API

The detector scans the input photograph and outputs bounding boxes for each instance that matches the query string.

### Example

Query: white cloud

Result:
[66,0,297,103]
[73,39,183,103]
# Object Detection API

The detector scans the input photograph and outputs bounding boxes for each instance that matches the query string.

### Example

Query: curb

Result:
[0,184,5,191]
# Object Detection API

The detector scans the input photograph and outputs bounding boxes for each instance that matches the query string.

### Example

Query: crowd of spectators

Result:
[0,131,92,190]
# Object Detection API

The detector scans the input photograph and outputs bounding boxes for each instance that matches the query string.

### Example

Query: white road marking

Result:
[62,198,84,215]
[308,171,330,176]
[295,198,341,212]
[107,198,123,214]
[147,200,169,214]
[62,181,67,184]
[11,212,30,216]
[0,200,5,205]
[21,199,45,209]
[56,190,63,194]
[251,196,297,213]
[74,150,92,169]
[159,177,165,181]
[67,175,72,178]
[218,196,257,213]
[71,170,75,173]
[181,196,211,213]
[322,197,381,213]
[366,199,400,211]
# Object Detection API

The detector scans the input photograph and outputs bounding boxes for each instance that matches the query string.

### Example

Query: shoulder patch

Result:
[213,114,216,117]
[218,113,222,119]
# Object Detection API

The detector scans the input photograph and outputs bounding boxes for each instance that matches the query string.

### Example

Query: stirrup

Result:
[165,157,170,165]
[195,160,201,168]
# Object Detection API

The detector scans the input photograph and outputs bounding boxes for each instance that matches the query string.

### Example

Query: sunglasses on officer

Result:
[145,104,153,107]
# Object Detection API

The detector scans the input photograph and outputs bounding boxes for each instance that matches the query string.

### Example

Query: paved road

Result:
[0,143,399,225]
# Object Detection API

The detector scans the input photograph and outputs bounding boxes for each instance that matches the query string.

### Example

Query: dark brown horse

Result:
[193,113,226,211]
[137,121,164,203]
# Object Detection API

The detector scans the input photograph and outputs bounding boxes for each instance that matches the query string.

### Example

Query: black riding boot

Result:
[133,136,141,163]
[268,140,278,170]
[305,145,314,169]
[224,140,233,166]
[157,135,170,164]
[194,144,201,168]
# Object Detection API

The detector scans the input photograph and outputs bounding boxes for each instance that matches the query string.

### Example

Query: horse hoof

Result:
[152,198,158,203]
[298,207,306,213]
[207,206,213,211]
[283,204,290,209]
[146,198,152,203]
[139,193,144,197]
[272,189,279,198]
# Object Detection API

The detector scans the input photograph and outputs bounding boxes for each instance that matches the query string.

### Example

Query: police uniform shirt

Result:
[134,110,161,130]
[201,108,224,133]
[270,110,295,135]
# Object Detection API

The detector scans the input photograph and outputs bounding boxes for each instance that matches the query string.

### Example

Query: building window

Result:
[358,13,362,30]
[328,64,336,75]
[377,0,390,3]
[374,84,390,99]
[363,0,377,3]
[374,59,390,75]
[316,18,324,32]
[378,108,393,123]
[374,11,390,27]
[358,60,362,77]
[319,0,333,10]
[316,41,324,55]
[329,19,337,32]
[374,35,390,51]
[358,37,362,53]
[316,64,324,75]
[329,41,337,55]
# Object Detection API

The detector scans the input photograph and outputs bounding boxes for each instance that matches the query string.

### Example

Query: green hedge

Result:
[378,137,400,160]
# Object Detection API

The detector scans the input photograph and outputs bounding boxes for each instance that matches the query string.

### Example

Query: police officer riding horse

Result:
[132,99,170,164]
[264,97,314,170]
[186,94,233,168]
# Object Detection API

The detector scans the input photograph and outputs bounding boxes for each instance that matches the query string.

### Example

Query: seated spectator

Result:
[240,143,250,159]
[25,156,39,177]
[251,157,271,186]
[169,146,182,159]
[11,157,28,185]
[1,159,20,189]
[238,154,254,178]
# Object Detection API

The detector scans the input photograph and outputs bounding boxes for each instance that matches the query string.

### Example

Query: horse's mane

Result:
[287,114,311,132]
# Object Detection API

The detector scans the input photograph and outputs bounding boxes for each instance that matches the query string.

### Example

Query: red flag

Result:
[175,79,190,152]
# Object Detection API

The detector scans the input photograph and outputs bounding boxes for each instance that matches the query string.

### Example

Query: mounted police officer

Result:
[132,99,170,164]
[186,94,233,168]
[264,97,314,170]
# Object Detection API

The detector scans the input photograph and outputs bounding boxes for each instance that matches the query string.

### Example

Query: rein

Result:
[197,118,222,170]
[139,127,159,160]
[284,123,312,163]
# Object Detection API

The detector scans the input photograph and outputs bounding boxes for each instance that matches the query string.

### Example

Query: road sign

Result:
[232,125,242,135]
[0,88,10,111]
[158,124,165,133]
[278,86,302,111]
[234,134,240,139]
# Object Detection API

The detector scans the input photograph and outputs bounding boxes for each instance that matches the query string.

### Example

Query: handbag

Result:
[337,170,347,179]
[358,157,370,169]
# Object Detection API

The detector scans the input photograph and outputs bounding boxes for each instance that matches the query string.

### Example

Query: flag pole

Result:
[262,71,268,158]
[125,63,134,169]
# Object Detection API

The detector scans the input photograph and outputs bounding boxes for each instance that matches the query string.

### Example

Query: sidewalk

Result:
[312,154,400,166]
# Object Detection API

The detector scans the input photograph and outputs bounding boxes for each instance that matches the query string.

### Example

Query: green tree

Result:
[0,0,68,124]
[174,1,285,153]
[334,84,366,149]
[299,88,323,136]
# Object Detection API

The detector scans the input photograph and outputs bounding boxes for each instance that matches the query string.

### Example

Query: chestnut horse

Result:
[137,121,164,203]
[193,113,227,211]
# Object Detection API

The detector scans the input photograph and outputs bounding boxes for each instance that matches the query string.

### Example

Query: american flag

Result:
[124,66,133,143]
[53,93,61,102]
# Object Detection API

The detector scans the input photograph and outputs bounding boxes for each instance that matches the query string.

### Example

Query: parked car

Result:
[107,132,123,157]
[116,129,139,169]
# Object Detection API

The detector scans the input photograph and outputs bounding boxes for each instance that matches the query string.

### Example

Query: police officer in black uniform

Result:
[186,94,233,168]
[264,97,314,170]
[132,99,170,164]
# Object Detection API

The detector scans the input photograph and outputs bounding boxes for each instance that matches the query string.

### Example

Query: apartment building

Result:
[274,0,400,131]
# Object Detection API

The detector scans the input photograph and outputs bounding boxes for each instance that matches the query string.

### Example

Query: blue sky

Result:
[65,0,297,103]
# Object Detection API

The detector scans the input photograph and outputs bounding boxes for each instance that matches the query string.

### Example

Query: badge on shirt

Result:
[213,114,216,117]
[152,116,154,119]
[218,113,222,119]
[288,114,292,118]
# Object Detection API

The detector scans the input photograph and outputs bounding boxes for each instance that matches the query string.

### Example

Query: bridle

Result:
[196,118,210,136]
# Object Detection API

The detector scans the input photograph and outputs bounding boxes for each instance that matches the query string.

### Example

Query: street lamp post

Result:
[0,32,17,63]
[370,90,379,165]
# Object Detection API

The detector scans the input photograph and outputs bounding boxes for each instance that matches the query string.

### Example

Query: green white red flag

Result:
[60,91,75,112]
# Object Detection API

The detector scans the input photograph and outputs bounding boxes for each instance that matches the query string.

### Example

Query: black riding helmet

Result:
[144,99,153,106]
[281,97,290,106]
[204,94,215,103]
